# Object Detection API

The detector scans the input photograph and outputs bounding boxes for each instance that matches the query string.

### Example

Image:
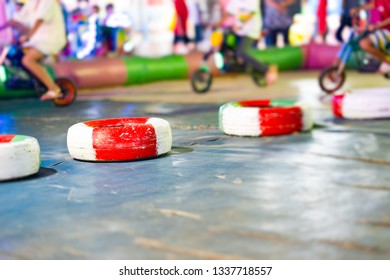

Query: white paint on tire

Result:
[0,135,40,181]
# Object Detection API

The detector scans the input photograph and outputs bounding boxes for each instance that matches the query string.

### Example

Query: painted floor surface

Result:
[0,71,390,259]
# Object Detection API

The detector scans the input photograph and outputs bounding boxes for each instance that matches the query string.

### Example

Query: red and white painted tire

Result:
[67,117,172,161]
[219,99,313,137]
[0,135,40,181]
[333,88,390,119]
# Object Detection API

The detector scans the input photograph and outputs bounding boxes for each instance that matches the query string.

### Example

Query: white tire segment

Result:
[333,88,390,119]
[0,135,40,181]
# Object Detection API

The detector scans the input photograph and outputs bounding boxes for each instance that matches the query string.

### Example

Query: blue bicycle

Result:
[319,23,388,94]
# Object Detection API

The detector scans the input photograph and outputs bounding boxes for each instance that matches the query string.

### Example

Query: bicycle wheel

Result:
[319,66,346,94]
[53,77,77,107]
[190,69,212,94]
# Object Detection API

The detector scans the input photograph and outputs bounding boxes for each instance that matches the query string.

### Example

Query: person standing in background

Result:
[69,0,91,57]
[100,3,113,55]
[335,0,362,43]
[173,0,189,46]
[187,0,205,48]
[71,0,91,18]
[264,0,296,47]
[76,4,101,58]
[316,0,327,43]
[102,3,114,26]
[205,0,221,25]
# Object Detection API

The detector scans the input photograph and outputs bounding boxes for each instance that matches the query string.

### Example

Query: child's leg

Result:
[266,29,278,47]
[21,48,62,100]
[282,27,290,46]
[236,36,268,73]
[236,36,278,84]
[360,32,390,63]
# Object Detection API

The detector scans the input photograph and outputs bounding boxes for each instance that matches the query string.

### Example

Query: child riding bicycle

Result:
[0,0,66,101]
[319,2,390,94]
[222,0,278,85]
[351,0,390,72]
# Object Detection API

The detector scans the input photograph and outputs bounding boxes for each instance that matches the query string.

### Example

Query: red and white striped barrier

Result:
[333,88,390,119]
[0,134,40,181]
[219,99,313,137]
[67,117,172,161]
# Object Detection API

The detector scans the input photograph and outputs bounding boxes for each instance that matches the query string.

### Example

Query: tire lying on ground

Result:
[0,135,40,181]
[332,88,390,119]
[219,99,313,137]
[67,118,172,161]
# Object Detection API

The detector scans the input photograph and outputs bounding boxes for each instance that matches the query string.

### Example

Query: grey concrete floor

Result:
[0,72,390,260]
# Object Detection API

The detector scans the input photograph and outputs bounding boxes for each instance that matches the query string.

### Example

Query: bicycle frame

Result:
[336,29,369,75]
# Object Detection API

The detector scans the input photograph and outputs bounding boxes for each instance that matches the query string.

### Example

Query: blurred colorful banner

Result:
[0,0,12,45]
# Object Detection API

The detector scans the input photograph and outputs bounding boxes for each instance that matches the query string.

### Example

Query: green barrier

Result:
[0,65,56,99]
[0,86,35,99]
[249,46,304,71]
[0,81,5,97]
[122,55,188,86]
[122,56,148,85]
[0,66,35,99]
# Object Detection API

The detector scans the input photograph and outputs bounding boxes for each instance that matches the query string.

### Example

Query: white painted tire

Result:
[333,88,390,119]
[219,99,313,137]
[67,117,172,161]
[0,135,40,181]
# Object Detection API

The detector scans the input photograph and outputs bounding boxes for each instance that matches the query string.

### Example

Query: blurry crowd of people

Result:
[172,0,298,52]
[3,0,132,59]
[64,0,132,58]
[1,0,389,59]
[1,0,389,97]
[172,0,383,52]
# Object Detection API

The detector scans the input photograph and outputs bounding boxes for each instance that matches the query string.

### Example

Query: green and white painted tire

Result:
[219,99,313,137]
[0,135,40,181]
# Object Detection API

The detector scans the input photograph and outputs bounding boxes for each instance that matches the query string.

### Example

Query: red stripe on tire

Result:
[84,118,150,128]
[84,118,158,161]
[332,94,345,118]
[238,99,272,107]
[261,124,302,136]
[259,107,303,134]
[0,135,15,143]
[260,115,302,126]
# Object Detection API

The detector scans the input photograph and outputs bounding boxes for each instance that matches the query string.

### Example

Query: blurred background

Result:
[0,0,370,60]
